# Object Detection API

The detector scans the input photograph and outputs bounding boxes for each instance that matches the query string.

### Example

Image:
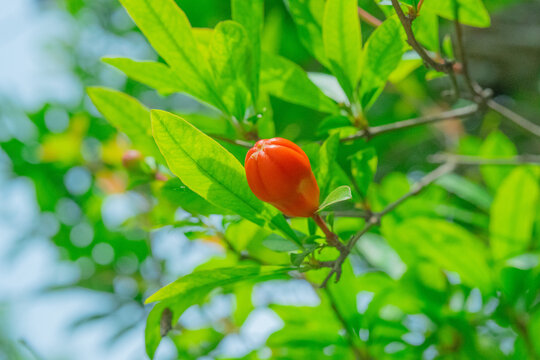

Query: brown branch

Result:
[341,104,480,142]
[313,213,346,251]
[358,7,382,27]
[429,153,540,166]
[320,162,456,287]
[390,0,451,73]
[487,100,540,137]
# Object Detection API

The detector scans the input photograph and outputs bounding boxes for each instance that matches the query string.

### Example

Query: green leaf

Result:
[317,115,351,136]
[102,58,183,95]
[160,178,228,216]
[118,0,224,110]
[385,217,492,292]
[87,87,164,162]
[359,16,406,109]
[422,0,490,28]
[260,52,337,113]
[436,173,492,211]
[145,265,291,303]
[322,0,361,99]
[232,0,263,103]
[263,234,301,252]
[316,133,340,198]
[412,9,439,52]
[209,21,253,120]
[151,110,298,241]
[350,146,378,197]
[490,167,539,260]
[480,131,517,192]
[318,186,352,212]
[287,0,327,65]
[145,294,206,359]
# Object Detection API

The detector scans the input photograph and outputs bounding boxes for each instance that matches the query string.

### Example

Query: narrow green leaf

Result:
[232,0,263,103]
[316,133,340,198]
[145,265,291,303]
[87,87,164,162]
[209,21,253,120]
[422,0,490,28]
[103,58,183,95]
[436,173,492,211]
[490,167,539,260]
[287,0,327,65]
[350,147,378,197]
[412,9,439,52]
[118,0,224,110]
[480,131,517,192]
[151,110,297,241]
[263,234,301,252]
[260,53,337,113]
[318,186,352,212]
[322,0,362,99]
[359,16,406,109]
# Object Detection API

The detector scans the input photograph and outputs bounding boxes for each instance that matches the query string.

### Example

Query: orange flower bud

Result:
[245,138,320,217]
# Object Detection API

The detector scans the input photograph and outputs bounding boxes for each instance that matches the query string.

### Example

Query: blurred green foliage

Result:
[1,0,540,359]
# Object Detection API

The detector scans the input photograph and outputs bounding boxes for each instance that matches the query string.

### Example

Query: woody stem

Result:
[312,213,346,252]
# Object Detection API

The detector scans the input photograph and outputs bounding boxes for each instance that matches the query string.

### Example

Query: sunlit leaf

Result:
[232,0,263,103]
[318,185,352,212]
[87,87,164,162]
[151,110,297,241]
[118,0,225,110]
[480,131,517,192]
[260,53,338,113]
[350,146,378,197]
[490,167,539,260]
[209,21,253,120]
[102,58,183,95]
[359,16,406,109]
[145,265,291,303]
[287,0,327,65]
[421,0,490,28]
[322,0,361,99]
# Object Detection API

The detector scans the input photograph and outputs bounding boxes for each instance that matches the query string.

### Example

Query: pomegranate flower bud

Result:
[122,149,143,169]
[245,138,320,217]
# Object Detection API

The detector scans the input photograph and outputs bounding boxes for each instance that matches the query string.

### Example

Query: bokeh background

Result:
[1,0,539,359]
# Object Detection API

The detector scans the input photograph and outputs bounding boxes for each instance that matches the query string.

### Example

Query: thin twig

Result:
[320,162,456,287]
[358,7,382,27]
[452,1,484,99]
[341,104,479,142]
[390,0,451,73]
[487,100,540,137]
[429,153,540,166]
[313,213,346,251]
[209,134,254,148]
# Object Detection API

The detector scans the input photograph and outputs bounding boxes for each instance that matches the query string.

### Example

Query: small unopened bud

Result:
[452,62,463,74]
[155,172,167,181]
[122,150,143,169]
